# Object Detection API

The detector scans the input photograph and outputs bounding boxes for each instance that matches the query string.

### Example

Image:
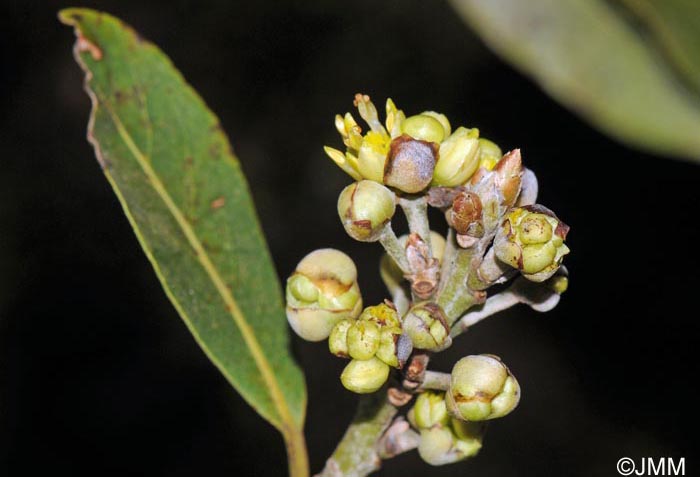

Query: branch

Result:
[418,370,451,391]
[398,195,432,251]
[316,391,398,477]
[451,271,566,337]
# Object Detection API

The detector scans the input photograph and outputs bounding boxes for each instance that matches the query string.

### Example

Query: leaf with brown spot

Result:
[59,8,307,476]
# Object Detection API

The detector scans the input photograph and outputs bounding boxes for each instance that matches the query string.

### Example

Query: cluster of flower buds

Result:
[407,391,485,465]
[286,94,571,469]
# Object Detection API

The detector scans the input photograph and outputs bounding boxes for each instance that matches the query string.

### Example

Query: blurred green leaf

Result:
[450,0,700,161]
[59,7,307,449]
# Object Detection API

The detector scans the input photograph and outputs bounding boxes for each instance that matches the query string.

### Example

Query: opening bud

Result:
[403,302,451,351]
[446,355,520,421]
[359,303,401,328]
[285,249,362,341]
[338,180,396,242]
[433,127,480,187]
[340,357,390,394]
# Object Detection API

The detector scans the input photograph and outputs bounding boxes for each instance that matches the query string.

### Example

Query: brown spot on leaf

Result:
[210,196,226,210]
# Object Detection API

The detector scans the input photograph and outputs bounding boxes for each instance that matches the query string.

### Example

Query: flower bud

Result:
[477,138,502,171]
[347,320,381,360]
[359,303,401,328]
[338,180,396,242]
[403,302,451,351]
[401,114,446,143]
[340,357,390,394]
[420,111,451,137]
[417,423,483,466]
[446,355,520,421]
[417,427,457,466]
[384,135,438,193]
[329,319,353,357]
[494,205,570,282]
[450,419,486,458]
[375,326,405,368]
[286,249,363,341]
[432,127,480,187]
[411,391,450,429]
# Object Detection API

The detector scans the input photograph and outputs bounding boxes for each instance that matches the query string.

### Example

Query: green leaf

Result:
[449,0,700,161]
[58,8,308,467]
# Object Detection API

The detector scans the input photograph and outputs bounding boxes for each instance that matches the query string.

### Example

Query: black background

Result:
[1,1,697,476]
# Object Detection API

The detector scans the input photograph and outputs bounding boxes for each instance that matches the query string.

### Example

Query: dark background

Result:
[1,1,697,476]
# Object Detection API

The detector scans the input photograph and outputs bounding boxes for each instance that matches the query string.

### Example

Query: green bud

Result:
[340,357,390,394]
[433,127,480,187]
[375,326,404,368]
[338,180,396,242]
[451,419,485,458]
[520,242,557,274]
[286,249,363,341]
[359,303,401,328]
[403,302,451,351]
[329,319,353,357]
[416,422,483,466]
[402,114,446,143]
[494,205,570,282]
[412,391,450,429]
[519,213,553,244]
[550,275,569,294]
[347,320,381,360]
[287,274,318,303]
[446,355,520,421]
[417,427,456,466]
[420,111,451,137]
[477,138,502,171]
[384,135,438,193]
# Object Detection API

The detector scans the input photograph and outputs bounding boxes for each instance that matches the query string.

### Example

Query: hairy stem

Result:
[399,195,432,251]
[450,291,521,337]
[436,245,477,324]
[316,392,398,477]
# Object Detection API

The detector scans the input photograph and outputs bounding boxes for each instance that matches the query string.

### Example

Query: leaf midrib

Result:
[97,88,295,433]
